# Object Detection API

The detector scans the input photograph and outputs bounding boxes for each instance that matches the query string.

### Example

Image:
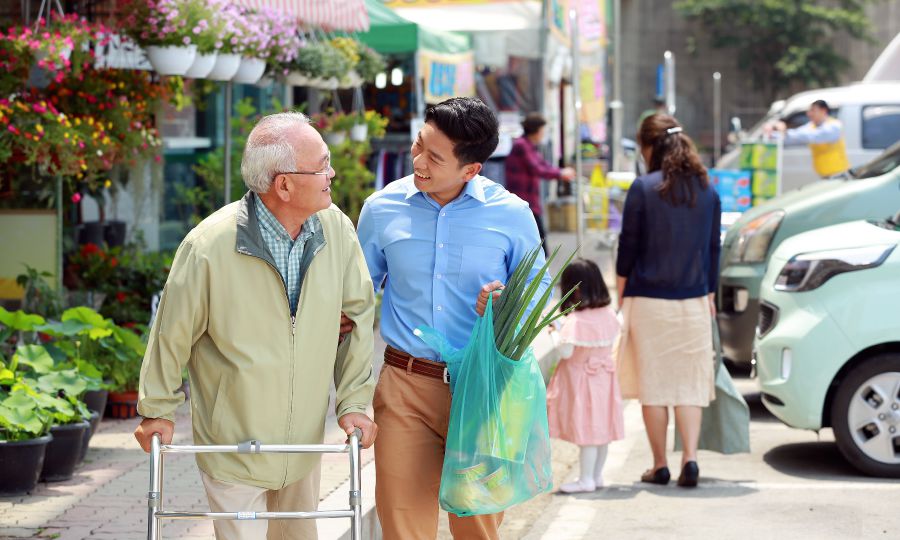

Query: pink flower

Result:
[71,193,82,203]
[192,26,201,35]
[182,36,191,45]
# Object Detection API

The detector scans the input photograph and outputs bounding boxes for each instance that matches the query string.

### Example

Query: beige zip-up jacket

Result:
[138,193,375,489]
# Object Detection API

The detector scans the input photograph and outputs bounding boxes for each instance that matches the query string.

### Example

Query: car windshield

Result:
[850,141,900,179]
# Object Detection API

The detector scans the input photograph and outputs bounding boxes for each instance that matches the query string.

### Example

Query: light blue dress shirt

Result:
[783,119,843,145]
[357,175,551,362]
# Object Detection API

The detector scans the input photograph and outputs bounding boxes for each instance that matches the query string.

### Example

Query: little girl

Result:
[546,258,624,493]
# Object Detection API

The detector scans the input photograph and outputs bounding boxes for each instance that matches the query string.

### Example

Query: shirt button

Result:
[436,305,443,311]
[438,243,444,248]
[440,212,447,217]
[435,273,442,279]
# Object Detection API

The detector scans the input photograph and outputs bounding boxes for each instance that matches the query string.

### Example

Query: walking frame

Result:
[146,429,363,540]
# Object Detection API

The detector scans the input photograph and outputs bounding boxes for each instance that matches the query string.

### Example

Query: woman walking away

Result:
[615,114,721,488]
[547,258,624,493]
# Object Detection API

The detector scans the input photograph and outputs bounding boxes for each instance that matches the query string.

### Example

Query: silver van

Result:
[717,82,900,192]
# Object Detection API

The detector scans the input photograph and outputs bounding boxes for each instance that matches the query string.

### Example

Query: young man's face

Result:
[411,121,480,207]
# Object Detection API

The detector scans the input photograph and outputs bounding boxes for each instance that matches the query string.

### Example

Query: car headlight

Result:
[727,210,785,263]
[774,244,896,292]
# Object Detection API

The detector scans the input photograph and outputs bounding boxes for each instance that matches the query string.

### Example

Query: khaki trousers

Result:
[200,468,321,540]
[374,363,504,540]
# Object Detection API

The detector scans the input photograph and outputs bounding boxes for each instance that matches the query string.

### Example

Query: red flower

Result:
[116,291,128,303]
[80,242,101,256]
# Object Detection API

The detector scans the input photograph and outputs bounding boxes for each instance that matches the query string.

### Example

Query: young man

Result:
[765,99,850,178]
[357,97,550,540]
[135,112,377,540]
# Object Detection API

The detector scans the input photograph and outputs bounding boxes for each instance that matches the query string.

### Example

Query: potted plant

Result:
[204,1,244,81]
[231,8,269,84]
[0,375,53,496]
[355,45,386,84]
[118,0,216,75]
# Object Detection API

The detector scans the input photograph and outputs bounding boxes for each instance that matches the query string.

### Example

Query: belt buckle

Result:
[442,367,450,384]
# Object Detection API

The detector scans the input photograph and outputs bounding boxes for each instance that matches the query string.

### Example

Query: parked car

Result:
[718,142,900,367]
[754,216,900,477]
[718,82,900,191]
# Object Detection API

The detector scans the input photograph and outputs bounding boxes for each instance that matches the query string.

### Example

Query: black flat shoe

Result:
[640,466,670,485]
[677,461,699,487]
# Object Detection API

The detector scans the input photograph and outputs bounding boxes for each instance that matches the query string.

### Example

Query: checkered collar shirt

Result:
[254,193,319,316]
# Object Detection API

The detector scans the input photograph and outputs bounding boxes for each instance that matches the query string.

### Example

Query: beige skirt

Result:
[615,296,715,407]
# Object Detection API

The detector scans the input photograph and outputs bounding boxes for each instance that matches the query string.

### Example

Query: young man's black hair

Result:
[424,97,499,165]
[522,112,548,137]
[811,99,830,113]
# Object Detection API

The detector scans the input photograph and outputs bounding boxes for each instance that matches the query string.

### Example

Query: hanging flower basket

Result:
[232,57,266,84]
[324,131,347,146]
[350,123,368,142]
[285,71,310,87]
[339,70,363,89]
[146,45,197,76]
[184,52,218,79]
[207,53,242,81]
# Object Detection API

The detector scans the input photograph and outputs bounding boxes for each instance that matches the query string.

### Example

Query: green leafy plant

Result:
[291,42,349,80]
[492,246,579,360]
[355,45,386,83]
[16,265,64,320]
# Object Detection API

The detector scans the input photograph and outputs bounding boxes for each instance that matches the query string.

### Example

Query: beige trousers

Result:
[200,468,321,540]
[374,363,504,540]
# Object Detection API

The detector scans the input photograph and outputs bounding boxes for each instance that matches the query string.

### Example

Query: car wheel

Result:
[831,353,900,478]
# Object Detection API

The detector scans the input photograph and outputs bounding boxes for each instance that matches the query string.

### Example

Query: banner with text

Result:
[420,50,475,103]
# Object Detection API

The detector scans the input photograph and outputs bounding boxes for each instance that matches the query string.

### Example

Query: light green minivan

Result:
[718,142,900,368]
[755,216,900,477]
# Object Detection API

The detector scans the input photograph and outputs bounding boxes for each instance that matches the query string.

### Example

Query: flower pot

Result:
[106,390,139,419]
[232,57,266,84]
[350,123,368,142]
[41,421,89,482]
[0,435,52,496]
[146,45,197,76]
[285,71,310,87]
[104,220,127,247]
[324,132,347,146]
[83,389,109,420]
[78,221,105,246]
[255,75,275,89]
[184,52,218,79]
[206,53,242,81]
[76,410,101,464]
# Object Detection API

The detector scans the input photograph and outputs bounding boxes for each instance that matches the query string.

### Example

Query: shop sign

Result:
[420,50,475,103]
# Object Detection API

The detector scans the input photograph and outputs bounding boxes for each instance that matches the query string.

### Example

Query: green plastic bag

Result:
[415,297,553,517]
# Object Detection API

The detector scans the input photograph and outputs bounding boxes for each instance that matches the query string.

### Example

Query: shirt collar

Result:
[254,193,318,242]
[405,175,487,205]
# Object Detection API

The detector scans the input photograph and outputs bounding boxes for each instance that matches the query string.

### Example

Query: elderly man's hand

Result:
[339,311,355,344]
[338,412,377,448]
[475,281,505,316]
[134,417,175,453]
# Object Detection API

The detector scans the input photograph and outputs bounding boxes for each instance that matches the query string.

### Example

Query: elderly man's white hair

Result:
[241,111,311,194]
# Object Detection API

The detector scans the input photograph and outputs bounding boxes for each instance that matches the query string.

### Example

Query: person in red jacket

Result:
[504,113,574,253]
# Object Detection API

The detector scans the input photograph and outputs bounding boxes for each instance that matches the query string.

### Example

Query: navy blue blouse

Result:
[615,170,721,299]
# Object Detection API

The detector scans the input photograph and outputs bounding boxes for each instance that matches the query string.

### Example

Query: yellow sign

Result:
[420,50,475,104]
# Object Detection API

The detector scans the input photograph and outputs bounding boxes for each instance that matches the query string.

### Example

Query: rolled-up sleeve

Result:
[333,216,376,418]
[138,239,209,423]
[616,180,644,278]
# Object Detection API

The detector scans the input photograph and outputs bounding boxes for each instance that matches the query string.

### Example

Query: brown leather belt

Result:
[384,345,449,384]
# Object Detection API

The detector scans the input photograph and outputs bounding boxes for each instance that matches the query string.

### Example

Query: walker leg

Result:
[349,431,362,540]
[147,435,162,540]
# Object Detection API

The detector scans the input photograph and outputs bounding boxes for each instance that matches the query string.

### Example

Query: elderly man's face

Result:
[278,125,335,214]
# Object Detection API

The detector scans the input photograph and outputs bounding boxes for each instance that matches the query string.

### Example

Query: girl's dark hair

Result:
[638,113,709,207]
[560,258,611,312]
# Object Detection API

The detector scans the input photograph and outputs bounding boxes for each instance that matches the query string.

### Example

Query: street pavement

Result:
[3,231,899,539]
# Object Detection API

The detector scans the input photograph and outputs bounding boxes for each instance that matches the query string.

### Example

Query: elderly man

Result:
[134,111,377,540]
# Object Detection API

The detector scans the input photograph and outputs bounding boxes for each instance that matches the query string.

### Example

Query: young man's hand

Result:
[134,418,175,453]
[476,281,505,316]
[338,412,378,448]
[559,167,576,182]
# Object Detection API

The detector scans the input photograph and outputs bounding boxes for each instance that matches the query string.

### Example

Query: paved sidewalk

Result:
[1,231,606,540]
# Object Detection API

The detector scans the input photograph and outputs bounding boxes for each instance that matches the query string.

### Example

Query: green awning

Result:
[359,0,471,55]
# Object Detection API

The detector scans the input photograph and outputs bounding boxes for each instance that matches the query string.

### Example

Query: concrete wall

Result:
[619,0,900,154]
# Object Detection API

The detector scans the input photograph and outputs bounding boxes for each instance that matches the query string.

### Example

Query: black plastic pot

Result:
[40,421,89,482]
[104,220,127,247]
[78,221,105,246]
[82,389,109,421]
[76,411,101,464]
[0,434,53,496]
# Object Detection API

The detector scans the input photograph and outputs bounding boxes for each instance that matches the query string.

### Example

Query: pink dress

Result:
[546,307,625,446]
